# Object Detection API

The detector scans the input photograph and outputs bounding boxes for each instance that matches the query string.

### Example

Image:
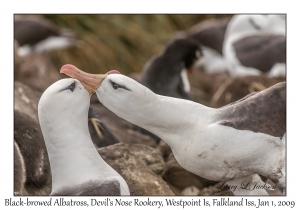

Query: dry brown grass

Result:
[42,14,230,75]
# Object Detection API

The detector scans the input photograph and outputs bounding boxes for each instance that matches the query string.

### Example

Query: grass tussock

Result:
[42,14,230,75]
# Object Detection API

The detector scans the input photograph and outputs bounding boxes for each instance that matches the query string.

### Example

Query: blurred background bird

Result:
[177,17,230,74]
[14,14,286,196]
[14,15,82,57]
[222,14,286,78]
[140,38,202,100]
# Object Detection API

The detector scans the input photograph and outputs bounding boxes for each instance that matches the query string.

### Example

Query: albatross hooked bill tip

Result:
[60,64,108,94]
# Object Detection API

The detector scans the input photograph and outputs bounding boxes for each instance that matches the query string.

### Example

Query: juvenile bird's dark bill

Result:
[60,64,107,94]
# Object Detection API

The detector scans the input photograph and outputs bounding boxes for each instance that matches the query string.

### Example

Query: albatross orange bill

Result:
[60,64,120,94]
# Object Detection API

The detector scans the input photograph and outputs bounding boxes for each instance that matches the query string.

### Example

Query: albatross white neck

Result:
[39,102,117,193]
[145,95,215,147]
[38,78,130,195]
[101,89,215,153]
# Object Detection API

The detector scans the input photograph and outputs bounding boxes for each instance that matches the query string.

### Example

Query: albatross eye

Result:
[109,80,131,91]
[112,82,119,90]
[248,18,261,30]
[69,82,75,92]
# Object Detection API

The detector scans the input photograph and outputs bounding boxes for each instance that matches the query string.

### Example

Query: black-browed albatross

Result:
[38,78,130,195]
[223,14,286,78]
[61,64,286,195]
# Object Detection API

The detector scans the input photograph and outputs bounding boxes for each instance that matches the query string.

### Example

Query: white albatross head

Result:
[96,74,158,123]
[224,15,270,44]
[38,78,90,123]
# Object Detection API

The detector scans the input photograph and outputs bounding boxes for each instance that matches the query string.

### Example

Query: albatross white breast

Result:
[61,64,286,195]
[38,78,130,195]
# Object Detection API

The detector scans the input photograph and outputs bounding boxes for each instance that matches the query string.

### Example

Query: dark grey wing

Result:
[51,180,121,196]
[215,82,286,137]
[233,35,286,72]
[220,91,259,108]
[14,17,61,46]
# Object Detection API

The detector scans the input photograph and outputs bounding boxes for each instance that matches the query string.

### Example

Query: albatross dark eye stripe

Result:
[109,80,131,91]
[248,18,261,30]
[69,82,75,92]
[59,81,76,92]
